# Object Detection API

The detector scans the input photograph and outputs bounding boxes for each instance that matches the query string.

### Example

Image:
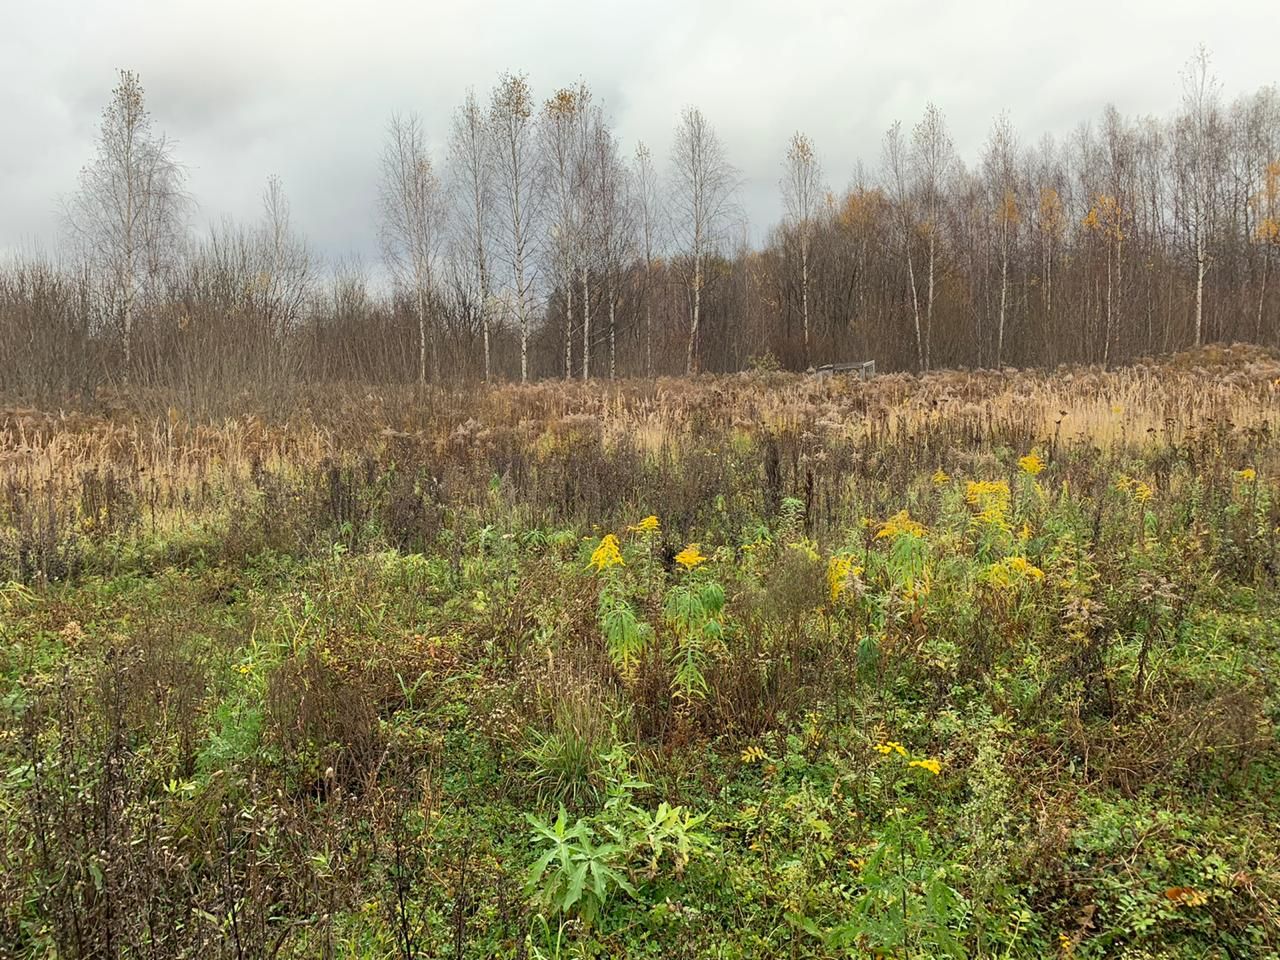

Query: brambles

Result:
[1,351,1279,957]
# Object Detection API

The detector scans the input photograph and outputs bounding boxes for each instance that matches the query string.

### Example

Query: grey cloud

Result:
[2,0,1276,265]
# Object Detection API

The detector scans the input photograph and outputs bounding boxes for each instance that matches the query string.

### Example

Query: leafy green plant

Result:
[663,578,726,702]
[610,800,711,880]
[524,746,713,927]
[799,810,969,959]
[599,594,652,678]
[524,806,636,925]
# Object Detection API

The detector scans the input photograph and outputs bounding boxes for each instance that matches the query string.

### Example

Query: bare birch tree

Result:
[379,112,444,383]
[632,142,662,376]
[489,72,539,382]
[670,106,737,373]
[1176,45,1221,346]
[540,84,594,379]
[590,118,632,378]
[447,89,495,381]
[255,176,313,350]
[983,112,1019,367]
[781,132,823,365]
[66,69,187,372]
[882,121,924,370]
[910,104,953,370]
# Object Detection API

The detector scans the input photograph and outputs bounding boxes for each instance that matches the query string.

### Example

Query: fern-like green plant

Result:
[663,578,725,702]
[599,594,653,677]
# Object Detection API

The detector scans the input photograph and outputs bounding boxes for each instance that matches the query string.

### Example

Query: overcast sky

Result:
[2,0,1276,267]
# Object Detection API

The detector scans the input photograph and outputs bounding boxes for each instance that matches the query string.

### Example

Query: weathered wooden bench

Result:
[811,360,875,380]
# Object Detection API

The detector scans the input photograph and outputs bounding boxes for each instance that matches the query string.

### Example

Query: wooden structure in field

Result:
[811,360,875,380]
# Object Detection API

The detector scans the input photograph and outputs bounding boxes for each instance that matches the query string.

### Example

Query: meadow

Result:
[1,344,1279,958]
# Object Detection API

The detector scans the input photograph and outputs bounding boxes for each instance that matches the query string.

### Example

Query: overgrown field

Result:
[2,346,1280,958]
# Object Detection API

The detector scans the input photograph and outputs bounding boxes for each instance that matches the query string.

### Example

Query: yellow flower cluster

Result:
[590,534,624,571]
[1237,467,1257,482]
[988,555,1045,589]
[875,509,926,540]
[627,514,661,533]
[826,554,863,603]
[966,479,1012,530]
[1017,451,1046,476]
[931,468,951,486]
[966,479,1010,509]
[1116,475,1155,504]
[874,740,943,776]
[674,543,707,569]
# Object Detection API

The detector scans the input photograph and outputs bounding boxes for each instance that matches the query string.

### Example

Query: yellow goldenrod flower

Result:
[909,758,941,775]
[874,741,908,757]
[966,479,1010,507]
[627,514,661,533]
[931,468,950,486]
[826,554,863,603]
[987,555,1045,590]
[590,534,624,571]
[674,543,707,569]
[1018,451,1046,476]
[1007,556,1043,579]
[875,509,926,540]
[1116,474,1154,503]
[1237,467,1257,482]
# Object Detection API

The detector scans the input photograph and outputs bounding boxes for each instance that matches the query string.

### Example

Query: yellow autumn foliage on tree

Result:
[1252,161,1280,244]
[1038,187,1065,239]
[837,188,887,231]
[1083,194,1125,242]
[996,189,1020,226]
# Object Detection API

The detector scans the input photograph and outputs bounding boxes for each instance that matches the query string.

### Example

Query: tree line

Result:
[2,49,1278,399]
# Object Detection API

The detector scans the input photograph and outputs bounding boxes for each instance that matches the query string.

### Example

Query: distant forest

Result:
[2,48,1278,398]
